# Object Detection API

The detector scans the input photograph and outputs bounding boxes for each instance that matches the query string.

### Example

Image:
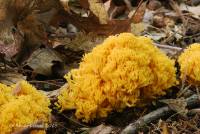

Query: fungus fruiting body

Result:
[0,81,51,134]
[178,43,200,84]
[58,33,177,122]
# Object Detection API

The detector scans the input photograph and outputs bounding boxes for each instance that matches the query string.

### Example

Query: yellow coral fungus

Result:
[0,81,51,134]
[0,83,14,106]
[58,33,177,122]
[31,130,46,134]
[178,43,200,84]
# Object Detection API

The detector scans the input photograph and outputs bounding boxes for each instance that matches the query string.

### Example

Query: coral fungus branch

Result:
[57,33,177,122]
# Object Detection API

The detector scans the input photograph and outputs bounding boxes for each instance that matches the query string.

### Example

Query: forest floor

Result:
[0,0,200,134]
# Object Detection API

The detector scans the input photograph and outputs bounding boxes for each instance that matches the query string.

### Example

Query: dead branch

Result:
[121,94,200,134]
[154,43,183,57]
[154,43,182,51]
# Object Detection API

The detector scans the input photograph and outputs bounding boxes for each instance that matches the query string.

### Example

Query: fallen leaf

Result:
[88,0,109,24]
[17,14,47,47]
[26,48,63,76]
[107,0,127,19]
[0,9,6,21]
[180,3,200,19]
[89,124,115,134]
[133,1,147,23]
[79,0,90,9]
[143,9,154,23]
[147,0,162,10]
[0,71,26,85]
[51,11,131,35]
[185,0,200,6]
[60,0,70,11]
[131,23,147,35]
[0,27,23,58]
[51,32,104,52]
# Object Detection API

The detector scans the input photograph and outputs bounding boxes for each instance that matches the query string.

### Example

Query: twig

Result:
[29,80,62,88]
[12,121,44,134]
[154,43,183,57]
[189,108,200,115]
[154,43,182,51]
[121,94,200,134]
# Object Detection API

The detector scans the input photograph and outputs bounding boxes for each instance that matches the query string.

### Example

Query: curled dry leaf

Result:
[0,18,24,58]
[133,1,147,23]
[89,124,115,134]
[51,0,140,35]
[51,32,104,52]
[147,0,162,11]
[180,3,200,19]
[77,0,109,24]
[60,0,69,11]
[52,11,131,35]
[88,0,109,24]
[131,23,146,36]
[0,0,57,59]
[26,48,63,76]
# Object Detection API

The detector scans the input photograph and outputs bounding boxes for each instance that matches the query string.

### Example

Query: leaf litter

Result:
[0,0,200,133]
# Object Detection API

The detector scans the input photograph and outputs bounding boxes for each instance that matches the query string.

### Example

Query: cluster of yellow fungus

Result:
[0,81,51,134]
[178,43,200,84]
[57,33,177,122]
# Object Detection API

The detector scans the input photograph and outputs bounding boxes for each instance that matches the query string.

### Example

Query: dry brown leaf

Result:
[0,71,26,85]
[180,3,200,19]
[26,48,63,76]
[79,0,109,24]
[89,124,115,134]
[88,0,109,24]
[79,0,90,9]
[108,0,127,19]
[0,0,10,21]
[131,23,146,35]
[0,0,58,60]
[14,14,48,63]
[60,0,69,11]
[0,28,23,58]
[51,32,104,52]
[51,11,131,35]
[0,9,6,21]
[133,1,147,23]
